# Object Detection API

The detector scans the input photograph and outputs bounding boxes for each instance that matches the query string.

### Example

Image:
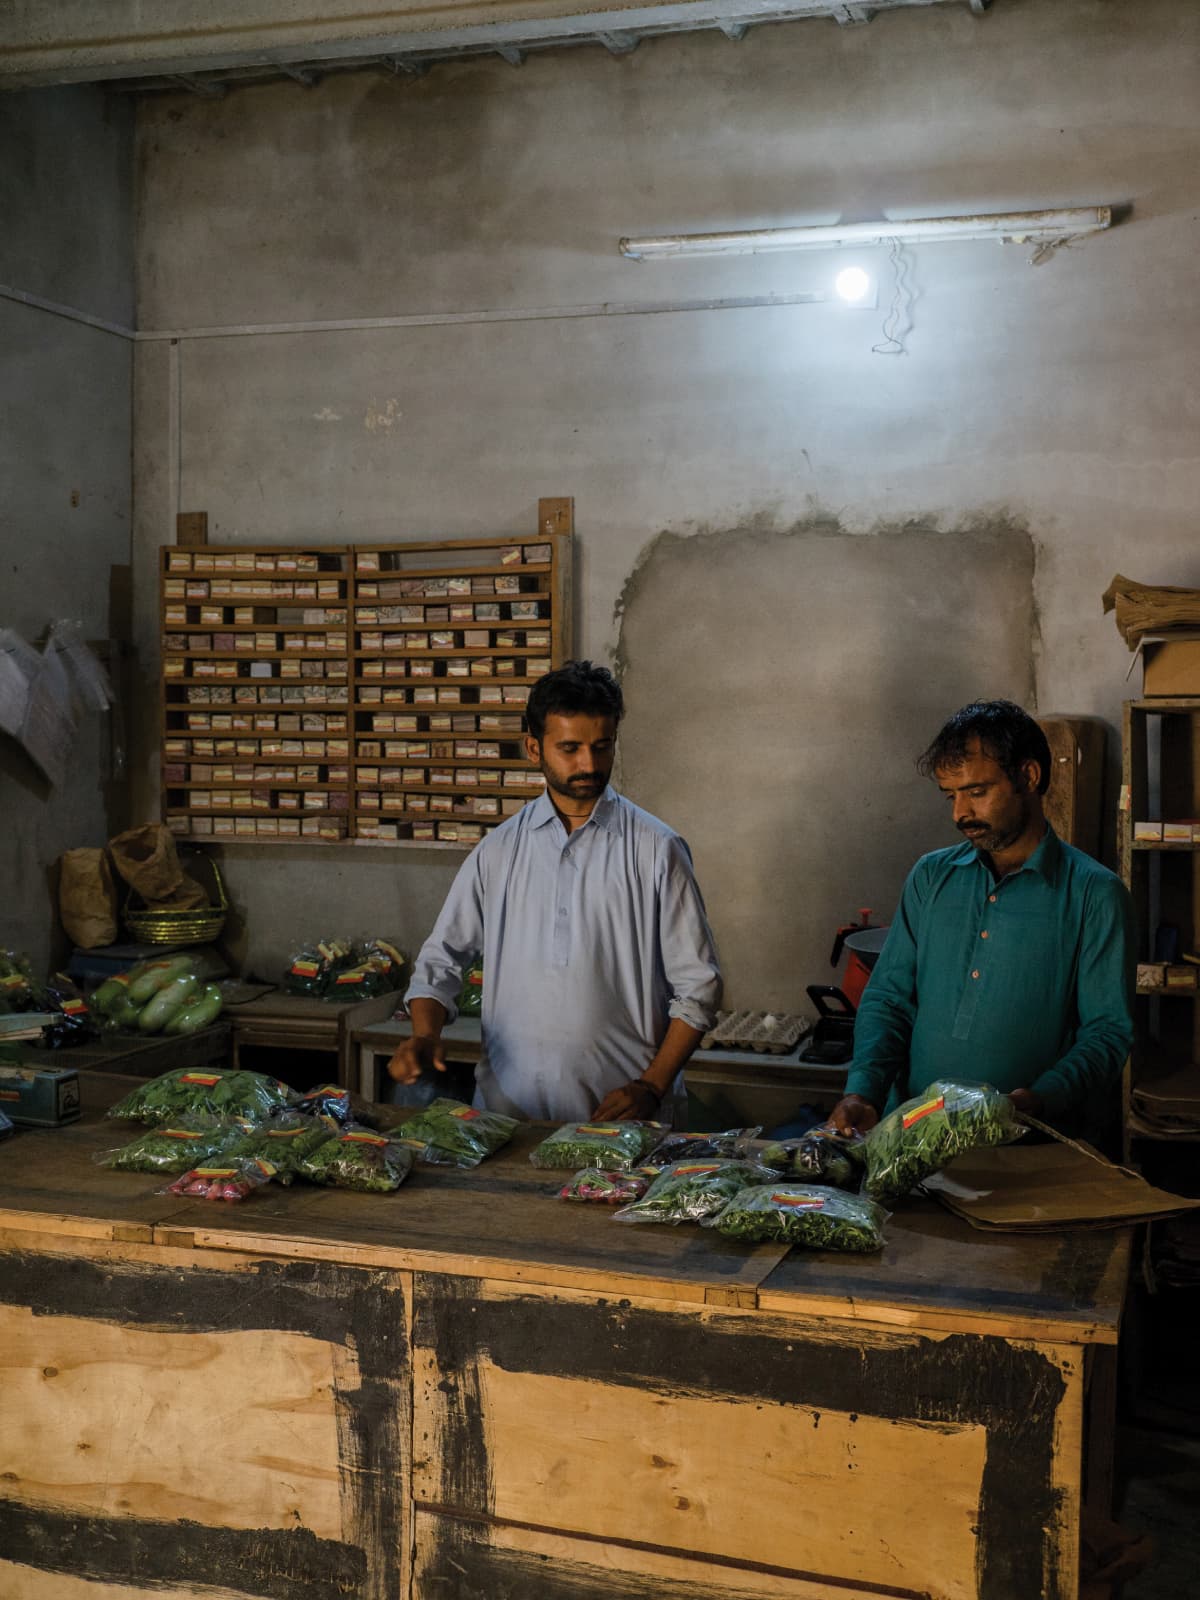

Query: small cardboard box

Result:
[1132,632,1200,696]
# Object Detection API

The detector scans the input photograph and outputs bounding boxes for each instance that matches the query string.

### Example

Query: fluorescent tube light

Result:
[620,207,1112,261]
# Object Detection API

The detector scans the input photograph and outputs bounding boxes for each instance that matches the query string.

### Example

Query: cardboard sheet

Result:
[924,1139,1200,1231]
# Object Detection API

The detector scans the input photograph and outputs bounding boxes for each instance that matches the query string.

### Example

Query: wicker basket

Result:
[123,856,228,946]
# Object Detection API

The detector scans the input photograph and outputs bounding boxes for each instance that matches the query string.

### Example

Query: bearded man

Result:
[829,700,1134,1141]
[389,660,721,1124]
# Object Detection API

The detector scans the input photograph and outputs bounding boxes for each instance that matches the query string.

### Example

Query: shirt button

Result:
[971,969,981,980]
[988,894,997,903]
[980,930,989,940]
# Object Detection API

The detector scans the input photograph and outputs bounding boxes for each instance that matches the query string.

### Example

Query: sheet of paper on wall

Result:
[47,619,113,711]
[0,641,31,738]
[923,1141,1200,1231]
[18,639,77,788]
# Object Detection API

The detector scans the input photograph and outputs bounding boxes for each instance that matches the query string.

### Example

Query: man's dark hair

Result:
[917,700,1052,795]
[526,660,624,743]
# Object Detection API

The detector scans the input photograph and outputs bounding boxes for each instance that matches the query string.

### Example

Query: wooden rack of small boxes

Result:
[352,532,570,845]
[159,529,571,848]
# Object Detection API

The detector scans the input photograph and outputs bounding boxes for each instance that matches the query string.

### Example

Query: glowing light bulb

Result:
[835,266,871,303]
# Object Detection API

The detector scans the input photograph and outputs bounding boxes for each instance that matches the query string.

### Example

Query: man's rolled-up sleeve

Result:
[405,850,486,1024]
[659,836,722,1033]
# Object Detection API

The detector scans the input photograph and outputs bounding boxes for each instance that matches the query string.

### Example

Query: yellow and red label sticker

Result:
[267,1126,304,1139]
[450,1107,480,1120]
[772,1194,824,1209]
[335,971,365,985]
[673,1163,722,1176]
[192,1167,237,1178]
[0,975,27,990]
[341,1132,388,1147]
[180,1073,221,1087]
[60,999,88,1016]
[577,1125,623,1137]
[163,1129,204,1140]
[902,1094,946,1130]
[291,960,321,977]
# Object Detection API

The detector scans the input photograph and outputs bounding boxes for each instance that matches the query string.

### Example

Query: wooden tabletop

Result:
[0,1072,1132,1335]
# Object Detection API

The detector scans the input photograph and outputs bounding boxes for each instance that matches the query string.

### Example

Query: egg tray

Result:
[699,1009,812,1055]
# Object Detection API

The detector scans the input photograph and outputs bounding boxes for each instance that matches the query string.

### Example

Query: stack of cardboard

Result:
[1129,1067,1200,1139]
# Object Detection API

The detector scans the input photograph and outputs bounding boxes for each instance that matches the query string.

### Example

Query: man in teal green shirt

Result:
[830,700,1134,1142]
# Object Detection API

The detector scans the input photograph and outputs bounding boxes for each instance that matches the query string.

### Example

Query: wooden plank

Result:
[0,1303,343,1535]
[412,1510,911,1600]
[411,1274,1084,1600]
[756,1198,1130,1344]
[0,1238,411,1600]
[0,1563,253,1600]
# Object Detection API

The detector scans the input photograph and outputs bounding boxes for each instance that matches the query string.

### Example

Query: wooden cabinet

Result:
[1119,697,1200,1162]
[158,520,573,849]
[351,531,571,845]
[160,543,353,844]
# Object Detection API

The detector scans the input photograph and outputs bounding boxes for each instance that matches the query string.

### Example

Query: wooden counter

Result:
[0,1074,1131,1600]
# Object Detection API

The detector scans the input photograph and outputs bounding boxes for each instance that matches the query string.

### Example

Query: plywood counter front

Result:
[0,1075,1130,1600]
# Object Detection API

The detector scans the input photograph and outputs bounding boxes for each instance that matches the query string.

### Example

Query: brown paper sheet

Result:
[924,1139,1200,1231]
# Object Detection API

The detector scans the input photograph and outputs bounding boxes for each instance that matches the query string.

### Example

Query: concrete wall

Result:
[1,86,133,973]
[132,0,1200,997]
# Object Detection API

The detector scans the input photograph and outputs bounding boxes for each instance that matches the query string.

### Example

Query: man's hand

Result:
[1008,1087,1045,1118]
[386,1034,447,1086]
[592,1080,662,1122]
[828,1094,880,1136]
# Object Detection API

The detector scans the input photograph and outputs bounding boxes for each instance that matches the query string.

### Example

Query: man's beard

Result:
[958,816,1026,853]
[544,770,606,802]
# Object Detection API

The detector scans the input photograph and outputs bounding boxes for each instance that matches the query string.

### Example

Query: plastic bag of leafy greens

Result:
[327,937,408,1002]
[400,1097,518,1168]
[96,1117,244,1174]
[163,1158,276,1202]
[557,1167,660,1204]
[296,1127,415,1192]
[614,1160,773,1225]
[706,1184,888,1253]
[225,1113,336,1183]
[644,1127,761,1165]
[529,1121,666,1171]
[758,1126,863,1190]
[862,1079,1024,1203]
[290,1083,379,1128]
[0,949,37,1012]
[106,1067,297,1125]
[283,937,353,997]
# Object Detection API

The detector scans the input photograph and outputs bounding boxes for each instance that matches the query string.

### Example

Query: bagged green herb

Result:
[862,1079,1024,1203]
[614,1160,773,1225]
[645,1127,761,1165]
[290,1083,378,1128]
[296,1127,415,1192]
[557,1168,659,1204]
[758,1126,863,1190]
[529,1121,666,1171]
[226,1114,336,1183]
[107,1067,297,1125]
[399,1097,517,1168]
[707,1184,888,1253]
[97,1117,243,1174]
[283,937,353,997]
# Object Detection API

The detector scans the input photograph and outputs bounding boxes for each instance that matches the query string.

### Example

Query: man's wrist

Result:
[633,1077,664,1105]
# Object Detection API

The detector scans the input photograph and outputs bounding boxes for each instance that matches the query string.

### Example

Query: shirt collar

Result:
[949,822,1061,884]
[528,784,621,834]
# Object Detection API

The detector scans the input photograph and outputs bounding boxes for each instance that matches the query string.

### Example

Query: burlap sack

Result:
[108,823,207,908]
[58,848,118,949]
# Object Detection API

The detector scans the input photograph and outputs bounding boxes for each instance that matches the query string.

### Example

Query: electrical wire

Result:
[872,237,914,356]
